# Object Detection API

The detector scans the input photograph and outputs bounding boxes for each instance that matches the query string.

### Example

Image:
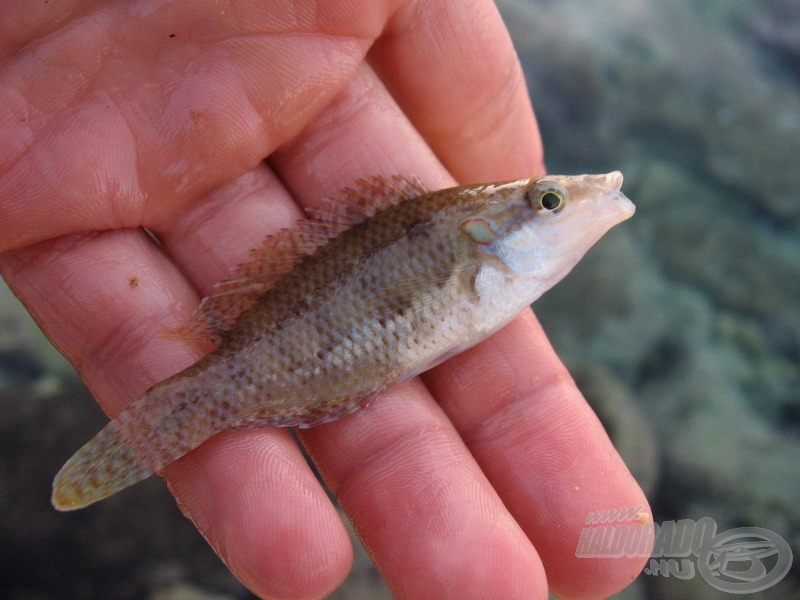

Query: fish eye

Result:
[540,191,563,212]
[528,182,566,214]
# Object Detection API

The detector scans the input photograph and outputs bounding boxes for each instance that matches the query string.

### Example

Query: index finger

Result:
[372,0,544,182]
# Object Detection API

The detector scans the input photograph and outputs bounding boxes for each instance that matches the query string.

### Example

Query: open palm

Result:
[0,1,649,598]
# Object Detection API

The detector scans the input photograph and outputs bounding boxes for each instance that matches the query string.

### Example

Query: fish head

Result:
[462,171,635,298]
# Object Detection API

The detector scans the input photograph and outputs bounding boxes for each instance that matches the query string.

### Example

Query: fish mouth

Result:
[583,170,623,192]
[596,172,634,221]
[614,189,636,220]
[606,170,624,191]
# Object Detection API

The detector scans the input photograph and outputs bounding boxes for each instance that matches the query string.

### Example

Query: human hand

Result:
[0,1,650,598]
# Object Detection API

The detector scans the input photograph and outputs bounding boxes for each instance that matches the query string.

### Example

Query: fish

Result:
[51,172,635,510]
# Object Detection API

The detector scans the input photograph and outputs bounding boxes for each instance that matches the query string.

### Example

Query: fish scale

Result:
[52,172,635,510]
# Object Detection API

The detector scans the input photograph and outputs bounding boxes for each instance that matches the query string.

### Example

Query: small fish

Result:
[52,172,635,510]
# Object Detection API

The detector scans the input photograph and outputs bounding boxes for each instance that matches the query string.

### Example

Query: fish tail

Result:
[51,421,152,511]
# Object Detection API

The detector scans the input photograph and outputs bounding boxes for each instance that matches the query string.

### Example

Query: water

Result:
[1,1,798,598]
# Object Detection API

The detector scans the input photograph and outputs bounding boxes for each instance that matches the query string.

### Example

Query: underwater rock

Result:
[745,0,800,68]
[634,162,800,321]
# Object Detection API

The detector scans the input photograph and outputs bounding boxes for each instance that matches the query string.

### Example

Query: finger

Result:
[0,0,92,55]
[269,63,454,201]
[165,430,351,600]
[0,228,352,599]
[272,65,548,598]
[423,309,652,599]
[301,381,548,599]
[373,0,544,182]
[0,0,385,251]
[155,163,302,291]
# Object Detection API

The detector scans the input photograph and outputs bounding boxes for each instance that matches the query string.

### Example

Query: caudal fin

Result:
[52,422,153,511]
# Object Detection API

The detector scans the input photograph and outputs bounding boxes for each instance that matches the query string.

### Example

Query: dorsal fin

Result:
[164,175,429,344]
[306,174,428,225]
